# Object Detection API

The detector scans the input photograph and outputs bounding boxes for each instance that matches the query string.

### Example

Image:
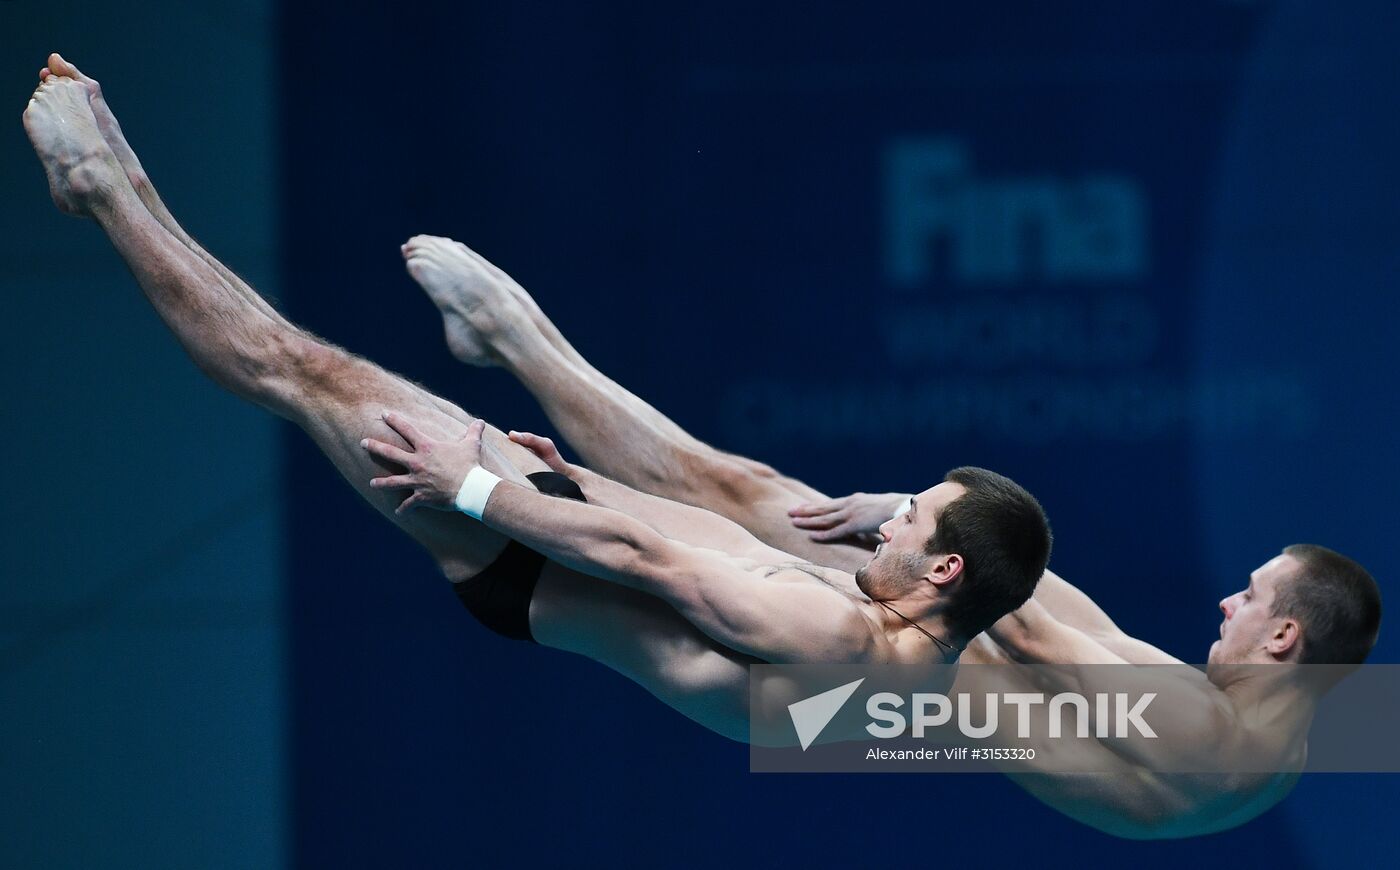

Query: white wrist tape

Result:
[454,466,503,520]
[892,496,913,520]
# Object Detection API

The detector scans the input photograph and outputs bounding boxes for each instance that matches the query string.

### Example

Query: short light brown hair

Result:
[1274,544,1381,665]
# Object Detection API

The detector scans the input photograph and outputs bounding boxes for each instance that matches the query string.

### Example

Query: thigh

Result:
[531,562,821,747]
[529,561,755,743]
[286,342,552,579]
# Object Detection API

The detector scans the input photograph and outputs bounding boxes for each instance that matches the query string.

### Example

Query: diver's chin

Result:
[1205,641,1225,678]
[1204,646,1236,687]
[854,566,873,598]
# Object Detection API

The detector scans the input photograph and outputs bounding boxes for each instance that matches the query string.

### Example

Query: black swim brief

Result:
[453,470,586,642]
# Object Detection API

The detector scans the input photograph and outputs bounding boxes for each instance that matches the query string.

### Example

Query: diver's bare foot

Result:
[426,239,557,345]
[43,53,150,191]
[430,238,570,361]
[22,75,124,216]
[401,235,533,366]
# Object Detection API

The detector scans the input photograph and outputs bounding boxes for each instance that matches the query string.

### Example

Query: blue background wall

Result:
[1,2,284,867]
[5,1,1398,867]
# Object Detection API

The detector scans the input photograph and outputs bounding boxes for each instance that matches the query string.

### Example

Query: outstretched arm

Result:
[988,598,1126,666]
[363,415,869,662]
[985,601,1226,773]
[1021,575,1181,664]
[505,431,799,564]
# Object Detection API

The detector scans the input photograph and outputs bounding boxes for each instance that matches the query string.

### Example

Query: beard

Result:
[856,551,922,600]
[855,564,873,597]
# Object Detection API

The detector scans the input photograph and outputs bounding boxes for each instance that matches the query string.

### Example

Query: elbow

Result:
[1000,640,1038,666]
[608,525,669,582]
[988,614,1036,662]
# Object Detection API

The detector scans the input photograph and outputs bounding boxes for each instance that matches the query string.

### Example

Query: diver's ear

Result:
[926,553,964,588]
[1267,618,1302,660]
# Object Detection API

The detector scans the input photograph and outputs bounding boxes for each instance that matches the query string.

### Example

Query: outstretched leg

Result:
[402,235,873,572]
[22,72,762,741]
[22,73,544,580]
[42,53,475,430]
[413,234,815,486]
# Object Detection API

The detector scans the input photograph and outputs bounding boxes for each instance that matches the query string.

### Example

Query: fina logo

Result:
[884,138,1147,287]
[787,679,1158,751]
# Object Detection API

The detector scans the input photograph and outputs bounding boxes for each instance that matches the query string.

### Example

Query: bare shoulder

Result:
[1120,670,1252,775]
[668,550,876,662]
[760,563,879,659]
[1148,667,1238,732]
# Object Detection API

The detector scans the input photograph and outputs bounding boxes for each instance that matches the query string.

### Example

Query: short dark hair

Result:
[1273,544,1381,665]
[926,467,1052,638]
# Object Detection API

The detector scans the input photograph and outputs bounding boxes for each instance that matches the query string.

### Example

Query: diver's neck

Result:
[874,599,965,658]
[1222,669,1318,729]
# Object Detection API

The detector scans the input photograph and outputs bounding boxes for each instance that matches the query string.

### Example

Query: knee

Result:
[731,455,782,481]
[283,334,353,394]
[685,449,769,505]
[263,333,366,412]
[193,324,318,410]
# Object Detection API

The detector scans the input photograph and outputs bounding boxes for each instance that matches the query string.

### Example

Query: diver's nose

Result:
[1219,597,1234,619]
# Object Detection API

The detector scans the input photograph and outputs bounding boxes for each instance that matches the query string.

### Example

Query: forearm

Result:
[475,476,825,660]
[1032,570,1120,636]
[478,478,670,589]
[562,464,784,560]
[1029,571,1182,665]
[560,463,656,514]
[988,599,1121,666]
[987,600,1054,664]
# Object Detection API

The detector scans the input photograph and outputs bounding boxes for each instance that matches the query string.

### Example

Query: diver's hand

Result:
[363,412,485,514]
[788,492,912,546]
[507,430,576,477]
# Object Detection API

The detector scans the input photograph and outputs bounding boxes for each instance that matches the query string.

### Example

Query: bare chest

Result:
[750,561,862,597]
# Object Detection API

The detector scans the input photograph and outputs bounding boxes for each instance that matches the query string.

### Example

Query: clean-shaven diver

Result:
[793,496,1383,837]
[22,57,1049,749]
[384,222,1381,838]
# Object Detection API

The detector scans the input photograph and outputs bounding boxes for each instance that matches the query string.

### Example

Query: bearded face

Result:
[856,547,929,601]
